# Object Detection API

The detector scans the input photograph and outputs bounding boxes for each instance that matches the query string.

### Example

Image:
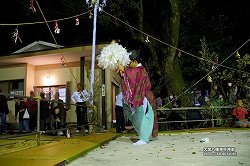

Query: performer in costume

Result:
[118,50,158,145]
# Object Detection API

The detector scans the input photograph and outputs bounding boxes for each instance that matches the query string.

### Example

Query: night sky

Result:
[1,0,250,57]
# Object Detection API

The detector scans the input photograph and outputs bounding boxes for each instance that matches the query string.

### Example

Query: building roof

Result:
[0,41,107,66]
[13,41,64,54]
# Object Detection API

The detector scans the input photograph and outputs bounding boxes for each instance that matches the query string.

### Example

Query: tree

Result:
[8,0,250,106]
[99,0,196,105]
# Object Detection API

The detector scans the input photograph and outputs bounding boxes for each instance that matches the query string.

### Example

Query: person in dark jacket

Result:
[50,92,66,135]
[40,92,49,131]
[0,90,9,134]
[15,97,29,132]
[25,90,37,131]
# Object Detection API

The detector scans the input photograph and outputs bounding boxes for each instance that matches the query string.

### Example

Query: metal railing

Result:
[0,92,97,145]
[156,106,235,129]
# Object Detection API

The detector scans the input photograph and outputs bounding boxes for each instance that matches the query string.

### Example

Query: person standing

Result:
[232,99,250,128]
[25,90,37,131]
[39,92,50,131]
[14,97,30,132]
[71,83,90,133]
[115,92,125,133]
[0,90,9,135]
[50,92,66,135]
[117,50,158,145]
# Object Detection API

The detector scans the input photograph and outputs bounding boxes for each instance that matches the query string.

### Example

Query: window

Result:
[0,79,24,99]
[34,85,66,102]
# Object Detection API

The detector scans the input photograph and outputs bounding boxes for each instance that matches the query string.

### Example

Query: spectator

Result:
[25,90,37,131]
[40,92,50,131]
[232,99,250,128]
[155,96,163,108]
[14,97,30,132]
[210,84,220,101]
[197,90,208,106]
[71,83,90,133]
[50,92,66,136]
[0,90,9,134]
[115,92,126,133]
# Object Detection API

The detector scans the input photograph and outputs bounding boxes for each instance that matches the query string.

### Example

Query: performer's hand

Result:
[117,63,124,77]
[117,63,124,72]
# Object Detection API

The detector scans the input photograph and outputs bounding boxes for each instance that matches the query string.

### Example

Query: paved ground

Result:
[0,132,119,166]
[69,130,250,166]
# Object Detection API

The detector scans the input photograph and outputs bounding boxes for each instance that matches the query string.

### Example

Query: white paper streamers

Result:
[86,0,107,11]
[97,42,131,70]
[30,0,36,13]
[54,21,60,34]
[12,27,22,44]
[75,17,79,26]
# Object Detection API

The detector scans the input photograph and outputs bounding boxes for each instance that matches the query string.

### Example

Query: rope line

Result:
[163,37,250,107]
[0,10,92,26]
[102,10,250,75]
[35,0,78,83]
[102,10,250,107]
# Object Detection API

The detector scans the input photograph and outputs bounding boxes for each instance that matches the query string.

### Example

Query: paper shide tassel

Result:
[89,12,93,19]
[145,36,150,43]
[207,75,213,83]
[30,0,36,13]
[12,27,22,44]
[75,17,79,26]
[54,21,60,34]
[86,0,107,11]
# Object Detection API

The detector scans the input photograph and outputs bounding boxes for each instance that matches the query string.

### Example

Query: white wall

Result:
[26,64,35,95]
[34,67,75,86]
[0,65,27,124]
[0,65,27,81]
[34,64,81,123]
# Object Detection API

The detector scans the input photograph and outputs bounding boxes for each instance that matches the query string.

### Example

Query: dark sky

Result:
[0,1,97,56]
[1,0,250,56]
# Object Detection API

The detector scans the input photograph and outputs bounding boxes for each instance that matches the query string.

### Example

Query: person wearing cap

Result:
[232,99,250,127]
[117,50,158,145]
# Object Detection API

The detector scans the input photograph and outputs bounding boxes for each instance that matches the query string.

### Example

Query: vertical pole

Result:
[80,57,85,84]
[102,69,106,129]
[211,108,214,128]
[90,0,99,105]
[36,99,40,146]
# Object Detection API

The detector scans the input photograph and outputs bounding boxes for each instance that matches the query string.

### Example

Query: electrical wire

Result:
[35,0,82,83]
